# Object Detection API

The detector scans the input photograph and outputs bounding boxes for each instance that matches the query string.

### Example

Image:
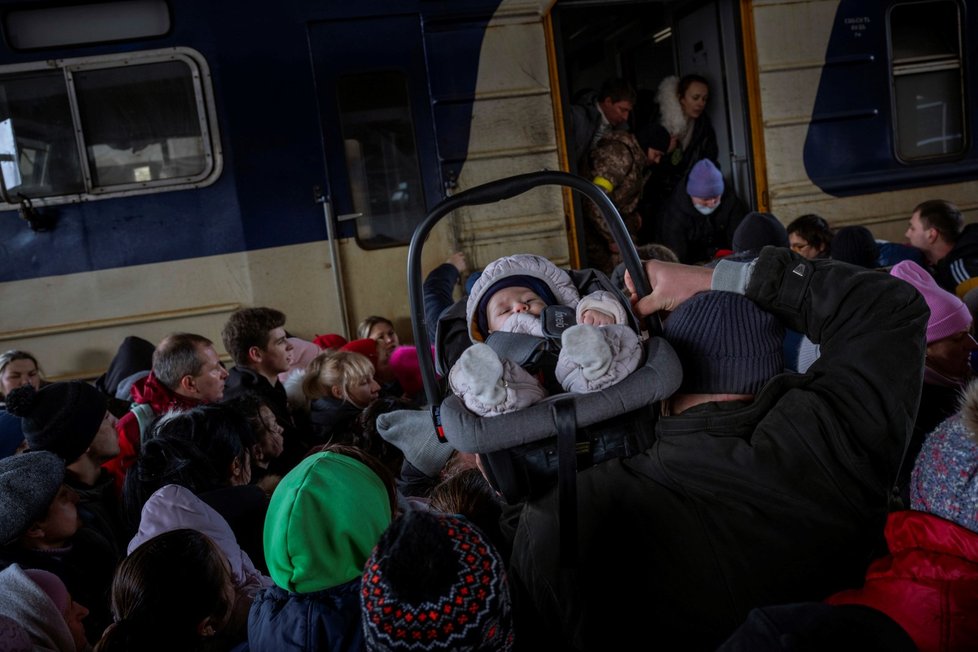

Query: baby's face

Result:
[487,286,547,332]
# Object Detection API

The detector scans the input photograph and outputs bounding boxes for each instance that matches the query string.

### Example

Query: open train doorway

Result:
[550,0,754,259]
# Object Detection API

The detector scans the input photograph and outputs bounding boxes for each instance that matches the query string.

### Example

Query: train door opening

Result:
[550,0,753,260]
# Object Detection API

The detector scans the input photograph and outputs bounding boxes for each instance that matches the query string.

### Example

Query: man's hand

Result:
[625,260,713,317]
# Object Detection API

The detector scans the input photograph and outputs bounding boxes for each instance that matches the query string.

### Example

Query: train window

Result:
[889,1,965,161]
[336,71,425,248]
[0,47,219,208]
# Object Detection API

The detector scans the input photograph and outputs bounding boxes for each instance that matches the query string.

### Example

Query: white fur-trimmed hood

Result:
[656,75,688,137]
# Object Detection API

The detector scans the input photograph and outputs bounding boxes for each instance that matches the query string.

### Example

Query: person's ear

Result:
[196,617,217,638]
[926,227,939,245]
[178,374,198,396]
[329,385,345,400]
[23,522,46,541]
[247,345,263,365]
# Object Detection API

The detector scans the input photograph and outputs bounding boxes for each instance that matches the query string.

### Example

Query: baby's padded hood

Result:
[466,254,580,342]
[263,451,391,594]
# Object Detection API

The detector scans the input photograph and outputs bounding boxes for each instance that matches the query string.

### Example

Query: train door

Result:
[551,0,753,265]
[673,0,753,205]
[307,15,441,335]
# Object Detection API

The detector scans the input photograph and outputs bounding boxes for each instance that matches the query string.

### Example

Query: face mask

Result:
[694,203,718,216]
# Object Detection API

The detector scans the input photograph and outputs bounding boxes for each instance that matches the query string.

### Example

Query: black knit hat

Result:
[361,511,514,651]
[0,451,65,545]
[663,291,784,395]
[731,212,788,254]
[831,225,878,269]
[637,123,671,154]
[5,381,107,463]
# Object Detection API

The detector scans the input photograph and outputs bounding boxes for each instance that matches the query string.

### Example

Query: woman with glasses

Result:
[787,214,834,259]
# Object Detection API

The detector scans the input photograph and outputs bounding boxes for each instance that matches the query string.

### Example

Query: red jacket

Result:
[102,372,204,494]
[826,510,978,652]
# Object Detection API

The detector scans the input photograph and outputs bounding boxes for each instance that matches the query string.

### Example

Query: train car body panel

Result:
[753,0,978,241]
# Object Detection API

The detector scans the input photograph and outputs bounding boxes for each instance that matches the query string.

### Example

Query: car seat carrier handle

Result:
[407,170,659,436]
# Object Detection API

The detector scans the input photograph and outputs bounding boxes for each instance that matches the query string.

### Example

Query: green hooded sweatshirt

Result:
[263,451,392,593]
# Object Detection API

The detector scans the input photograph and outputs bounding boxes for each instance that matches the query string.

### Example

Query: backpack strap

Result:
[130,402,157,447]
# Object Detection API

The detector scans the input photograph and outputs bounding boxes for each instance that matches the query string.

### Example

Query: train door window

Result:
[889,1,965,161]
[0,47,219,209]
[335,71,425,248]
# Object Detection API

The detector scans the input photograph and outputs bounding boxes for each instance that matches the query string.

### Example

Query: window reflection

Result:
[336,71,425,248]
[889,1,965,161]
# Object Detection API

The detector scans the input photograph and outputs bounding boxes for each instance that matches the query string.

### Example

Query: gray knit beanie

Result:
[5,381,106,463]
[0,451,65,545]
[663,291,784,395]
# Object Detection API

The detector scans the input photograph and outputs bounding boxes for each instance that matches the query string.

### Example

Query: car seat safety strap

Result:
[553,397,578,568]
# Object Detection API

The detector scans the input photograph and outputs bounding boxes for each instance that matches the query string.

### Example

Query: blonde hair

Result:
[302,350,375,403]
[357,315,394,340]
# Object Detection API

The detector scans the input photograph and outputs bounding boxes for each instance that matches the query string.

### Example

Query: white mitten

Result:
[556,324,642,393]
[449,343,506,406]
[561,325,612,380]
[448,343,546,416]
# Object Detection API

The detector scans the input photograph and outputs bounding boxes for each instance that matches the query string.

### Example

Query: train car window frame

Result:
[334,70,427,250]
[888,0,966,163]
[0,46,221,209]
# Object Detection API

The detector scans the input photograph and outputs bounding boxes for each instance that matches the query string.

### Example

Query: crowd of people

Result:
[2,69,978,651]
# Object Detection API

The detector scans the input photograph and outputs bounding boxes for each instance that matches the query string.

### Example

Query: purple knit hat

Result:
[686,159,724,198]
[890,260,972,343]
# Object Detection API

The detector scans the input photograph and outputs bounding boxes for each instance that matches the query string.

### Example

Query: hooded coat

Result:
[248,451,392,652]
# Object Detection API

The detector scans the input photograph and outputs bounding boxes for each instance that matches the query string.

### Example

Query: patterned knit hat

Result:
[5,381,106,462]
[664,291,784,394]
[0,451,65,545]
[361,511,514,651]
[909,380,978,532]
[891,260,972,343]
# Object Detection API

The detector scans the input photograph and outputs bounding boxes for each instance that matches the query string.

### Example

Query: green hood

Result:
[263,451,392,593]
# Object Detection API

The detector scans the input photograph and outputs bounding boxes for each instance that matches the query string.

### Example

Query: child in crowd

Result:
[248,446,394,652]
[95,528,237,652]
[226,393,285,492]
[128,484,272,641]
[449,253,642,416]
[360,510,514,651]
[303,350,381,444]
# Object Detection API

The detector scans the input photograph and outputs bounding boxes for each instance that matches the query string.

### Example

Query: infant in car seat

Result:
[448,254,642,416]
